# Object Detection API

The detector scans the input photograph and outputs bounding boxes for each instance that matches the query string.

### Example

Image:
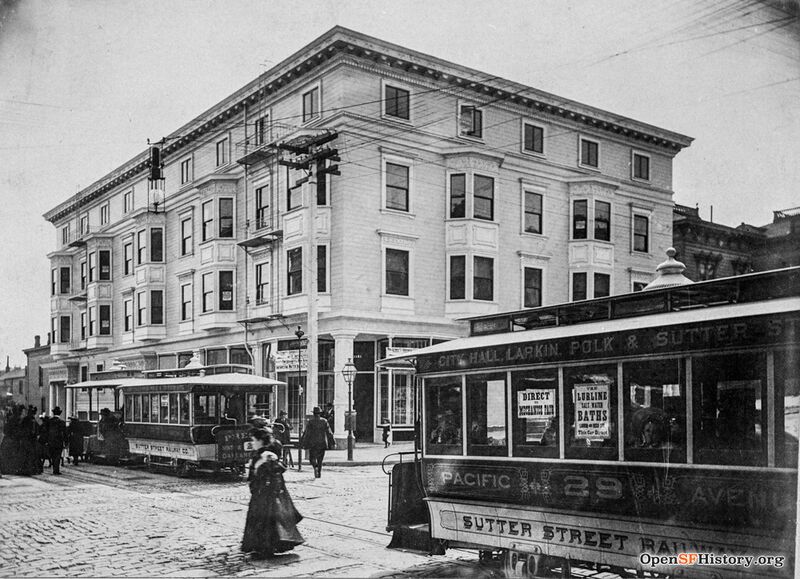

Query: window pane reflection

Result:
[467,373,507,456]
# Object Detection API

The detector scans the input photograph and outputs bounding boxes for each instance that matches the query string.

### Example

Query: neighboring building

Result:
[673,204,800,281]
[0,358,26,410]
[23,335,52,415]
[43,27,692,442]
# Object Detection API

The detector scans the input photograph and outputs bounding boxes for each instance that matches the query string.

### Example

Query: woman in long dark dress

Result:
[241,427,304,559]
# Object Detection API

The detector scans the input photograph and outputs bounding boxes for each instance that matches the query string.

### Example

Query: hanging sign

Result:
[274,350,308,373]
[574,382,611,439]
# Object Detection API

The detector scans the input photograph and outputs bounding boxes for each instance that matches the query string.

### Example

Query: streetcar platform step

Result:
[387,524,445,555]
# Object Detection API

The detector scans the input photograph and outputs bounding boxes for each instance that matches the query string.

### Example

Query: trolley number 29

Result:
[563,475,623,500]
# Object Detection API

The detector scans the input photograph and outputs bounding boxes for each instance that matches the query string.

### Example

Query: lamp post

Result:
[341,358,356,462]
[294,326,304,471]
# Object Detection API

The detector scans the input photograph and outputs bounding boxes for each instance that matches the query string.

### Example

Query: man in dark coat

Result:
[46,407,67,475]
[301,407,334,478]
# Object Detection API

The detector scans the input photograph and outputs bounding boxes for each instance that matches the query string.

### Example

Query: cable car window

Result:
[169,393,179,424]
[511,368,558,458]
[776,348,800,467]
[194,394,217,424]
[466,373,507,456]
[623,359,686,463]
[160,394,169,423]
[133,394,141,423]
[693,352,765,466]
[565,364,617,461]
[150,394,159,423]
[179,393,190,424]
[124,395,133,422]
[426,376,463,455]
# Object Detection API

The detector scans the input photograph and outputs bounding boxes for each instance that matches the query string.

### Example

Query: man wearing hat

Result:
[45,407,67,475]
[300,407,334,478]
[274,410,292,464]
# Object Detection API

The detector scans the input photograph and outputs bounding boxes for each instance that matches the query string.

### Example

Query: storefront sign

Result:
[386,347,417,358]
[274,350,308,373]
[574,382,611,439]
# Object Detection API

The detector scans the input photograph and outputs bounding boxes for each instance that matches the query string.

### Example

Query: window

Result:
[123,242,133,275]
[59,267,71,294]
[449,174,466,218]
[523,267,542,308]
[512,368,558,457]
[136,292,146,326]
[219,271,233,311]
[449,255,466,300]
[633,152,650,181]
[80,214,89,235]
[473,256,494,301]
[317,245,327,293]
[216,138,228,166]
[633,281,648,292]
[99,250,111,281]
[181,217,193,256]
[51,269,57,295]
[202,200,213,241]
[316,160,328,206]
[580,137,599,168]
[286,166,302,211]
[80,312,87,340]
[595,201,611,241]
[124,298,132,331]
[523,123,544,154]
[594,273,610,298]
[473,175,494,220]
[287,248,302,295]
[449,173,494,220]
[202,273,214,312]
[123,191,133,213]
[384,85,410,120]
[693,352,765,466]
[426,376,463,455]
[385,162,410,212]
[385,248,409,296]
[572,272,587,301]
[572,200,588,240]
[151,290,163,324]
[88,306,96,336]
[180,158,192,184]
[524,190,543,234]
[254,115,269,146]
[59,315,70,343]
[99,305,111,335]
[61,225,70,245]
[218,198,233,238]
[137,230,147,265]
[633,214,649,253]
[80,261,87,289]
[88,252,96,282]
[459,104,483,138]
[777,349,800,467]
[255,262,269,304]
[565,364,618,460]
[255,187,269,229]
[302,86,319,122]
[50,318,56,344]
[624,359,686,463]
[467,373,507,456]
[100,204,109,226]
[180,283,192,321]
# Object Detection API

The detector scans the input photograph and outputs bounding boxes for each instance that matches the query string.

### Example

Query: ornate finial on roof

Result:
[644,248,694,290]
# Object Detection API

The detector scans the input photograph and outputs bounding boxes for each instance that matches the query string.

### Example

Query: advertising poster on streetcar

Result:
[575,382,611,439]
[517,388,556,443]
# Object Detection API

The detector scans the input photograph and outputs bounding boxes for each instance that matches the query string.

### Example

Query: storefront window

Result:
[694,353,765,466]
[466,373,507,456]
[777,348,800,467]
[393,372,414,427]
[565,364,617,460]
[623,359,685,463]
[512,368,558,458]
[425,376,463,455]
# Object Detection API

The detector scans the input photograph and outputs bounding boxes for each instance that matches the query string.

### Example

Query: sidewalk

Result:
[285,441,418,469]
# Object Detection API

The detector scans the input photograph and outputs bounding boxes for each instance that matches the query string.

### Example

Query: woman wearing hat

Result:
[241,426,304,559]
[300,407,334,478]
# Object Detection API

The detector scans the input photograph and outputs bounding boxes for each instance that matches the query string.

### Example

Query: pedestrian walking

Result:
[300,406,334,478]
[45,407,67,475]
[321,402,335,433]
[381,419,392,448]
[241,426,304,559]
[18,406,42,475]
[0,404,23,475]
[273,410,293,464]
[67,416,84,464]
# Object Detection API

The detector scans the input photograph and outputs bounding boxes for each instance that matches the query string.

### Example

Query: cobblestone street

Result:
[0,446,492,578]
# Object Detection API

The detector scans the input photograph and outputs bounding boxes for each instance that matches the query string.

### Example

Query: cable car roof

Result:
[66,373,285,390]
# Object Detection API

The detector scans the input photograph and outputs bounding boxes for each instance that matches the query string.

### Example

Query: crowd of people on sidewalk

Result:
[0,404,86,476]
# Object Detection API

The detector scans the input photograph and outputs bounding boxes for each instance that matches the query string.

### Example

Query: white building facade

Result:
[43,27,692,442]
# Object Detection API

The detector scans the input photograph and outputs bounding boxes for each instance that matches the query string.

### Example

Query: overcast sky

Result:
[0,0,797,366]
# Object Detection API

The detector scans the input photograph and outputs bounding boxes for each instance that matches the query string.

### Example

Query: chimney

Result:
[34,335,41,348]
[5,356,9,372]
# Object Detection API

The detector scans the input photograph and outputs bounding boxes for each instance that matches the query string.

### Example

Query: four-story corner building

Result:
[43,27,692,442]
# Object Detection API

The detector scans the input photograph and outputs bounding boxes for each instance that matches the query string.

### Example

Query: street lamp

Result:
[341,358,357,462]
[294,326,304,470]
